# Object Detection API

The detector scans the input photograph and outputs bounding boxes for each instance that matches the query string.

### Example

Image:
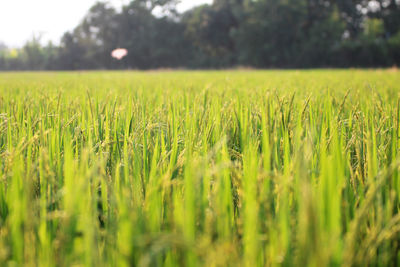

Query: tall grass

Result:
[0,70,400,266]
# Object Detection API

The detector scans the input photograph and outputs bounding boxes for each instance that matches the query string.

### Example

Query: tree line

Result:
[1,0,400,70]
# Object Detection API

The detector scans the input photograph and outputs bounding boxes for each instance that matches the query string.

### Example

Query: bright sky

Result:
[0,0,212,47]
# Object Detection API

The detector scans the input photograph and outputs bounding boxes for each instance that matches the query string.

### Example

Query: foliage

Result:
[0,0,400,69]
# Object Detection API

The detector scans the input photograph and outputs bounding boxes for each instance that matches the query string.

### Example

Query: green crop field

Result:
[1,70,400,266]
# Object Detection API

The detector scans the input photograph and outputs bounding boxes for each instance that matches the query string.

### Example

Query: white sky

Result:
[0,0,212,47]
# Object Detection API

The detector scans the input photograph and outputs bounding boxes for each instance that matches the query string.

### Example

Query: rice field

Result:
[1,70,400,266]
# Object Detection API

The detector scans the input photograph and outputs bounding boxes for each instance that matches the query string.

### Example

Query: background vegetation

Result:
[1,70,400,266]
[1,0,400,70]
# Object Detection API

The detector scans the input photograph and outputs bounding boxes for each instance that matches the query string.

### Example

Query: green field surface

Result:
[1,70,400,266]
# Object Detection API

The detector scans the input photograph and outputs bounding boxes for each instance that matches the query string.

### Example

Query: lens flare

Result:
[111,48,128,60]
